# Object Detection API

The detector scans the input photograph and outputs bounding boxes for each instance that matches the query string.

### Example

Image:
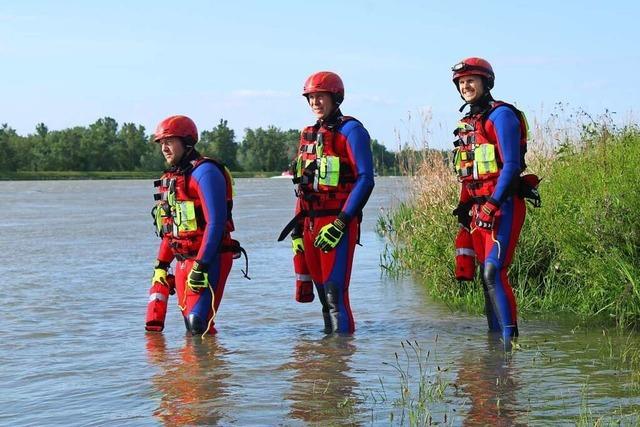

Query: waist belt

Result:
[277,208,343,242]
[471,196,488,205]
[174,252,197,262]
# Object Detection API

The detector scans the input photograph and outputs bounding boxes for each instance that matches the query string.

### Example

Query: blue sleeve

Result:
[191,162,227,266]
[487,107,521,203]
[340,120,375,218]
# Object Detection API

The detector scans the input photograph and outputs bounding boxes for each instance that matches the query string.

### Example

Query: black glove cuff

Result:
[337,212,352,227]
[155,260,171,270]
[193,260,209,271]
[487,197,501,208]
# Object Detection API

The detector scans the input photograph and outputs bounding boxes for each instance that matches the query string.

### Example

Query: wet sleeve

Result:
[341,121,375,219]
[487,107,521,204]
[191,163,227,266]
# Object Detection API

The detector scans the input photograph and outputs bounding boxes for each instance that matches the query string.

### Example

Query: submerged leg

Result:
[483,262,518,349]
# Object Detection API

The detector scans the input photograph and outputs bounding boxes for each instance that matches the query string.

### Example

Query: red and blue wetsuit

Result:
[454,101,527,342]
[293,110,375,333]
[154,154,235,335]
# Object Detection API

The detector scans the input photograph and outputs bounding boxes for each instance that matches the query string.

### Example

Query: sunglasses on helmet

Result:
[452,62,492,76]
[451,62,467,72]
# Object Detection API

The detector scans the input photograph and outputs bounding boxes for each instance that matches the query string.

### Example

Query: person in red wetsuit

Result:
[284,71,375,334]
[146,115,238,336]
[451,58,536,349]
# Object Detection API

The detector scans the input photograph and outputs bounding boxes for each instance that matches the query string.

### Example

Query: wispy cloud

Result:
[231,89,292,99]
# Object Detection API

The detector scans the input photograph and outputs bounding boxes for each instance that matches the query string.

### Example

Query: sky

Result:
[1,0,638,150]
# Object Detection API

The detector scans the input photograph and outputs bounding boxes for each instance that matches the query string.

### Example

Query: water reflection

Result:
[146,334,232,426]
[282,335,359,425]
[456,334,521,426]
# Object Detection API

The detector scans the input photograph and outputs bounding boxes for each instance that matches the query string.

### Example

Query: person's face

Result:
[158,137,185,166]
[307,92,335,120]
[458,75,484,104]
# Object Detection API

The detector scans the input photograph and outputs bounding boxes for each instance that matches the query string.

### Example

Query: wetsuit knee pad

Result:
[186,313,207,335]
[482,262,498,290]
[325,281,339,307]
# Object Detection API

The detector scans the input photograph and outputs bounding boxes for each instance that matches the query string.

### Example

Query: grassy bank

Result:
[381,122,640,328]
[0,170,282,180]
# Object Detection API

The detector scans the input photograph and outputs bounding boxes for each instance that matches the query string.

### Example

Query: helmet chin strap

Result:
[173,144,199,170]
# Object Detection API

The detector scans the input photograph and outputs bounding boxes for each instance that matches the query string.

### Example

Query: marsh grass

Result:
[381,106,640,327]
[375,339,456,426]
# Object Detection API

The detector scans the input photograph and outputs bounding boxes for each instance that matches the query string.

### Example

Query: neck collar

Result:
[460,92,495,116]
[317,108,343,129]
[169,148,201,173]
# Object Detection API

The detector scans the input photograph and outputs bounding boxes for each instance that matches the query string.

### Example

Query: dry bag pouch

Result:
[175,201,198,232]
[474,144,498,176]
[318,156,340,187]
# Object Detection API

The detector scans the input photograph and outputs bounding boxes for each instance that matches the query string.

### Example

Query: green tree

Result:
[237,126,291,172]
[119,122,148,170]
[283,129,300,168]
[200,119,239,170]
[371,139,397,175]
[139,134,167,171]
[0,124,18,172]
[81,117,119,170]
[46,127,87,170]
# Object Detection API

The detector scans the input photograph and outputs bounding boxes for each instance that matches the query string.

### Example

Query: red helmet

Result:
[302,71,345,105]
[153,115,198,145]
[451,57,495,90]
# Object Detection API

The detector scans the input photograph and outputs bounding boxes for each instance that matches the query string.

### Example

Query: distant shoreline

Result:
[0,171,283,181]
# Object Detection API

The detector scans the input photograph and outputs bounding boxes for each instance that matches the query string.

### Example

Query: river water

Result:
[1,177,638,426]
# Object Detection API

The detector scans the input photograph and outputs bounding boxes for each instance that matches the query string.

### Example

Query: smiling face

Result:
[158,137,185,166]
[458,74,485,104]
[307,92,335,120]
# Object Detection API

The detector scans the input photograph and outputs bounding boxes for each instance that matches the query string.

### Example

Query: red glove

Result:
[475,198,500,230]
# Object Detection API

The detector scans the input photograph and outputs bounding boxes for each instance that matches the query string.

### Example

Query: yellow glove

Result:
[187,262,209,293]
[151,268,168,286]
[292,236,304,254]
[313,218,346,252]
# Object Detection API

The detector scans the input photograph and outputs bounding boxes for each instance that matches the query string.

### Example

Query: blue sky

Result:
[1,0,638,150]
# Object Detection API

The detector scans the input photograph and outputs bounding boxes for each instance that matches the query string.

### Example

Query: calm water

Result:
[0,177,638,426]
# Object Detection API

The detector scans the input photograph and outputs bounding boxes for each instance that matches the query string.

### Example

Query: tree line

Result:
[0,117,420,175]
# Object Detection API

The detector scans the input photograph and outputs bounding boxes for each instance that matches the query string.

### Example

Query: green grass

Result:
[382,124,640,327]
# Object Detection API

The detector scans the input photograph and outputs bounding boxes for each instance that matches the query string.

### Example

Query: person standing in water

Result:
[451,58,538,349]
[281,71,375,334]
[147,115,239,336]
